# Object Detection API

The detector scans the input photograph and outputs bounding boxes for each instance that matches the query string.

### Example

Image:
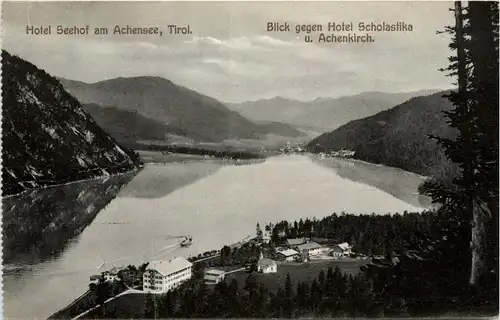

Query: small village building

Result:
[287,238,307,247]
[102,266,123,282]
[204,269,226,285]
[89,275,101,285]
[257,258,277,274]
[330,242,352,258]
[296,241,323,256]
[143,257,193,293]
[277,249,300,262]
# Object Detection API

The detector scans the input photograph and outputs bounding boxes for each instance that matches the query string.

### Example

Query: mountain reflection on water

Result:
[311,156,432,209]
[118,162,222,199]
[4,155,429,319]
[118,159,263,199]
[2,171,137,265]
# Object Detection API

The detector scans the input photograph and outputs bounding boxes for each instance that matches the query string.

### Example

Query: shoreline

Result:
[308,153,430,180]
[3,151,429,200]
[8,152,434,319]
[129,142,266,160]
[138,151,267,166]
[1,166,141,200]
[3,145,267,200]
[50,233,256,319]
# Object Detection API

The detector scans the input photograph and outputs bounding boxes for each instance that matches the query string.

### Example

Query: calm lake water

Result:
[3,155,430,319]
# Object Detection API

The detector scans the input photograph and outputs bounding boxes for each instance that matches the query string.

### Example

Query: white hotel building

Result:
[143,257,193,293]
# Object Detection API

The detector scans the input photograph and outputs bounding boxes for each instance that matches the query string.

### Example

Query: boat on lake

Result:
[181,236,193,247]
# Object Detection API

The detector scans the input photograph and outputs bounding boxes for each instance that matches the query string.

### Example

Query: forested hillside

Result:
[82,103,210,144]
[307,92,458,178]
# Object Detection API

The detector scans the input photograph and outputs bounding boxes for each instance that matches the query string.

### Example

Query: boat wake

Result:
[152,245,181,260]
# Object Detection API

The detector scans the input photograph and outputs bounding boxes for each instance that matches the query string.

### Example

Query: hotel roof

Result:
[257,258,277,267]
[205,269,226,276]
[296,241,322,251]
[104,266,124,275]
[337,242,350,250]
[278,249,299,257]
[147,257,193,276]
[287,238,307,246]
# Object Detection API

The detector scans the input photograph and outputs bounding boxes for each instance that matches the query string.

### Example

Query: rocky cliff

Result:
[1,50,142,196]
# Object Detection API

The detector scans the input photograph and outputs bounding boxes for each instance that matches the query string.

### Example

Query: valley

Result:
[2,1,497,319]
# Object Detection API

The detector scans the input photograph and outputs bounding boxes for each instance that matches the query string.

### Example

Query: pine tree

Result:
[245,273,258,292]
[256,223,263,241]
[229,278,239,296]
[285,273,293,299]
[466,1,499,287]
[283,273,294,317]
[318,269,325,286]
[95,274,111,316]
[143,294,155,318]
[422,1,499,289]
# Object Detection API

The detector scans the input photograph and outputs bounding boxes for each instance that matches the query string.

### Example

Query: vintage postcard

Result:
[1,1,498,319]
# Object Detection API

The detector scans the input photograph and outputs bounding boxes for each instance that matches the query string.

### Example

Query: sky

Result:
[3,1,455,103]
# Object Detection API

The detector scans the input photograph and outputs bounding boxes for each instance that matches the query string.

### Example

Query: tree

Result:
[95,274,111,315]
[318,270,325,286]
[422,1,499,288]
[220,245,232,265]
[256,223,263,242]
[265,224,271,232]
[467,1,499,287]
[245,273,258,292]
[229,278,239,295]
[285,273,293,299]
[144,294,155,318]
[283,273,294,317]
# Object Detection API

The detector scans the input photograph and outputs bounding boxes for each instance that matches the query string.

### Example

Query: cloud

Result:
[2,1,454,102]
[186,35,292,52]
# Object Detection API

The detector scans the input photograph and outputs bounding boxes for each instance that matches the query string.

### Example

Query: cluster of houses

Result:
[279,141,306,154]
[318,149,356,159]
[89,266,124,285]
[89,257,195,294]
[89,238,354,293]
[90,256,230,293]
[277,238,353,261]
[256,238,354,274]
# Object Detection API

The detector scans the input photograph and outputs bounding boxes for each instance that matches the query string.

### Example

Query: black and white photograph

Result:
[1,1,498,319]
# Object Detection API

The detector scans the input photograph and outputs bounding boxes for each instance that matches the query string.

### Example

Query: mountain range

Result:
[59,77,304,144]
[3,49,454,197]
[307,91,458,178]
[226,89,441,131]
[1,50,142,196]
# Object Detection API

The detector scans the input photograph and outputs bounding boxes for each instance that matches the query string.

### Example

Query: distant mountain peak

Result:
[226,89,446,130]
[270,96,296,101]
[243,96,300,104]
[95,75,176,87]
[59,76,303,142]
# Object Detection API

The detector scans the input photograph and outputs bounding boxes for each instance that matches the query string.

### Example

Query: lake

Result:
[2,154,430,319]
